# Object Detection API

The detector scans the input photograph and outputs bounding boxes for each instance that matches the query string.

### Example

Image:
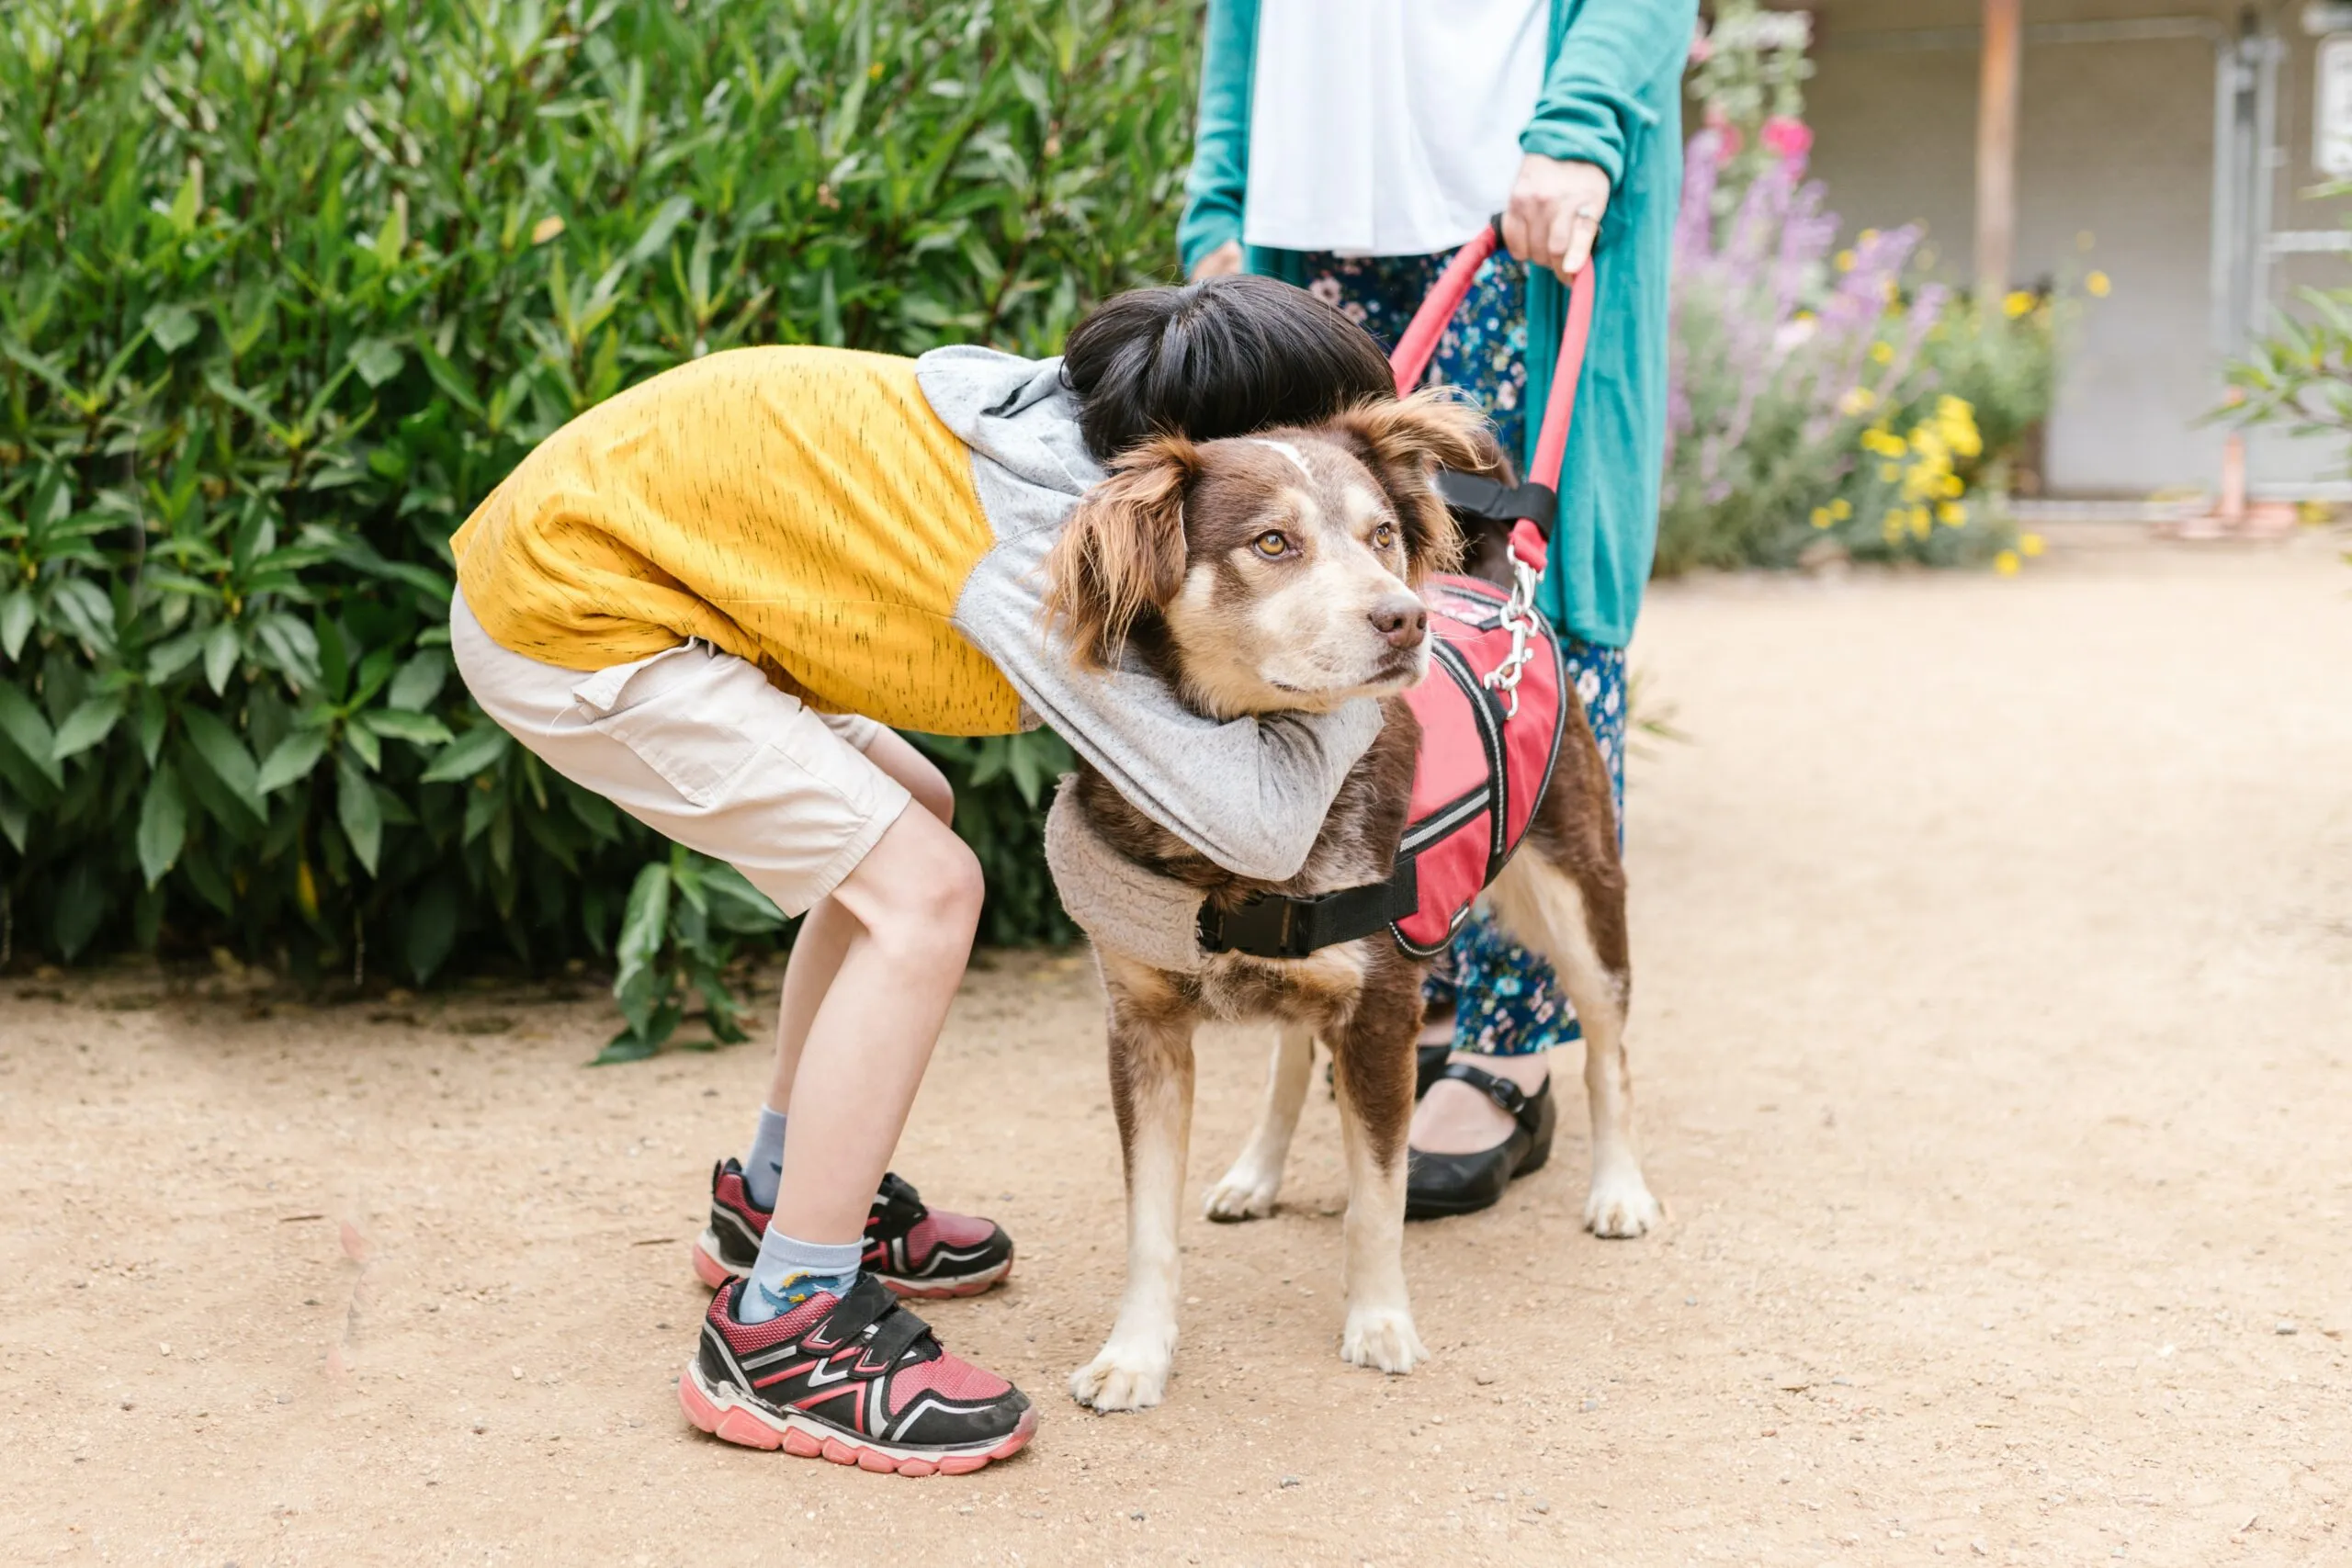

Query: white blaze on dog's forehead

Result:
[1247,438,1316,481]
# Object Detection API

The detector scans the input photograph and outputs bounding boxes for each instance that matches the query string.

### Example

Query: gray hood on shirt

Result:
[913,345,1383,886]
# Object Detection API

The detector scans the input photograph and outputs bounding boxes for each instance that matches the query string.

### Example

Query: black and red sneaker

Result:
[678,1275,1036,1475]
[692,1161,1014,1301]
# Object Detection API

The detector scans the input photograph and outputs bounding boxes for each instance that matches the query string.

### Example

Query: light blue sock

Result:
[743,1105,787,1210]
[739,1230,862,1325]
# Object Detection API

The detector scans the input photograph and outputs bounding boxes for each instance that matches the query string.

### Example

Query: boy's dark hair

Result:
[1061,275,1396,462]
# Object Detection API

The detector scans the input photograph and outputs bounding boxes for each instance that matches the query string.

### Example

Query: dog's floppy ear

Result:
[1044,435,1197,669]
[1328,389,1498,581]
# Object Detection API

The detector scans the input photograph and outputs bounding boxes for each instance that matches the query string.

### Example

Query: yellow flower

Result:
[2019,532,2046,558]
[1939,472,1965,499]
[2086,271,2110,298]
[1829,498,1852,521]
[1937,502,1965,525]
[1859,228,1879,243]
[2003,290,2034,319]
[868,60,884,80]
[530,215,566,245]
[1838,387,1877,416]
[1869,342,1894,365]
[1908,508,1932,539]
[1882,512,1905,543]
[1836,250,1857,273]
[1793,309,1815,323]
[1811,506,1835,529]
[1879,462,1902,483]
[1994,549,2021,576]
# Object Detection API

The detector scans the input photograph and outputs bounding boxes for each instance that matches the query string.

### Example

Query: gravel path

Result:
[4,528,2348,1565]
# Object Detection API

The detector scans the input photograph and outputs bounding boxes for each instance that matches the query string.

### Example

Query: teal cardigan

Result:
[1178,0,1694,649]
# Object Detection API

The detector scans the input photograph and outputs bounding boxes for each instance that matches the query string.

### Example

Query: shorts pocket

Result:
[571,644,775,808]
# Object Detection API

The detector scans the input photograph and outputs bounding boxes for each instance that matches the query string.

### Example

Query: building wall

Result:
[1798,1,2344,495]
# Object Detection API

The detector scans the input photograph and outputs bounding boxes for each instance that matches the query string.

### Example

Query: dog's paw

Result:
[1340,1307,1428,1375]
[1584,1174,1661,1239]
[1203,1164,1281,1223]
[1069,1342,1173,1413]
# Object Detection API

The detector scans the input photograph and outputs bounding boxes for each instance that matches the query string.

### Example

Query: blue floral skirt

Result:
[1297,247,1624,1059]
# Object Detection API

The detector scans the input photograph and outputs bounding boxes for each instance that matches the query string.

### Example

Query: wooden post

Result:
[1975,0,2023,301]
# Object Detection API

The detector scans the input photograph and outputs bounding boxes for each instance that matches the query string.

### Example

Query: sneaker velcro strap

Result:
[822,1274,906,1341]
[864,1302,938,1368]
[1438,1061,1527,1118]
[873,1171,929,1224]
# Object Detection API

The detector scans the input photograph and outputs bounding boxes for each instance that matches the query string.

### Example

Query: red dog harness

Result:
[1196,226,1595,962]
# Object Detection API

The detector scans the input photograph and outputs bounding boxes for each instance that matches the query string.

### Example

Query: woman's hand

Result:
[1502,154,1611,281]
[1190,240,1244,279]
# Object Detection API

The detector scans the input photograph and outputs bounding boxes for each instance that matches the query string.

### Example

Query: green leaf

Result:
[404,878,461,984]
[50,694,126,761]
[0,590,33,661]
[701,860,786,934]
[53,860,109,960]
[255,729,330,793]
[610,860,674,1042]
[627,196,696,266]
[178,707,266,820]
[0,784,26,852]
[348,338,405,389]
[202,622,241,695]
[386,648,450,711]
[0,681,63,789]
[165,164,201,235]
[137,763,187,887]
[357,707,454,746]
[145,304,200,353]
[337,755,384,874]
[422,724,512,783]
[146,628,208,684]
[137,688,166,766]
[344,723,381,772]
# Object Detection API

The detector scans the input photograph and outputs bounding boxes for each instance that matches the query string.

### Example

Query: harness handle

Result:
[1385,214,1600,554]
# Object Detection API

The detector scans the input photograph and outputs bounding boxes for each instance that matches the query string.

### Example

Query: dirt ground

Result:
[5,529,2350,1566]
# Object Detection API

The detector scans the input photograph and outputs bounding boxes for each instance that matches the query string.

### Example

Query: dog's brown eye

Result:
[1251,530,1290,558]
[1373,522,1396,551]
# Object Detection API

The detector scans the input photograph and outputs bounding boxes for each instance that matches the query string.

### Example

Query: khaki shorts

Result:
[450,589,910,917]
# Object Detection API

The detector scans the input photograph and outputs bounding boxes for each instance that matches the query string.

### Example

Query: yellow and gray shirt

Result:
[451,344,1380,881]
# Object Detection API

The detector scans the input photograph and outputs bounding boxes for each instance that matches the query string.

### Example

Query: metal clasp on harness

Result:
[1479,556,1542,719]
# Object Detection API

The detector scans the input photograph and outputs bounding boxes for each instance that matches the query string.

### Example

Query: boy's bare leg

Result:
[769,800,984,1246]
[763,728,956,1115]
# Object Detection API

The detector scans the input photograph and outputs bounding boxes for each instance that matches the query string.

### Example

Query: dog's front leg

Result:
[1072,964,1196,1414]
[1204,1024,1315,1222]
[1330,987,1429,1375]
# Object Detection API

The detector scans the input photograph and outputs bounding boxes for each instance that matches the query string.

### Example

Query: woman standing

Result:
[1181,0,1693,1218]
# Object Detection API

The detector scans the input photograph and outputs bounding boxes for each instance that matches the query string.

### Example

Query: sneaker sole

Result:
[677,1360,1036,1475]
[691,1229,1012,1300]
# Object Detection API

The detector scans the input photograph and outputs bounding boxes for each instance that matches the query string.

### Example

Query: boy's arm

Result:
[1017,652,1384,884]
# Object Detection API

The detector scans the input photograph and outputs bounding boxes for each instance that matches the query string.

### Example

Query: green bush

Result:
[0,0,1190,1008]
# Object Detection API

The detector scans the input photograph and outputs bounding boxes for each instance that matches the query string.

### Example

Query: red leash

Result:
[1385,218,1597,575]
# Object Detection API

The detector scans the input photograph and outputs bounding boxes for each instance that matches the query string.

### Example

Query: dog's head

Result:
[1045,391,1497,718]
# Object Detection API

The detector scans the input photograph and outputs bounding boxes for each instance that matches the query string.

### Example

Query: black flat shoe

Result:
[1415,1042,1451,1100]
[1404,1063,1556,1219]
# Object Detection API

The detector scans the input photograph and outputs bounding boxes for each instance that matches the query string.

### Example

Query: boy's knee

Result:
[932,840,987,924]
[887,833,984,942]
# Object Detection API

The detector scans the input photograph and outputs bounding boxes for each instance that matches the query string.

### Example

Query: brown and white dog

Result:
[1043,392,1660,1414]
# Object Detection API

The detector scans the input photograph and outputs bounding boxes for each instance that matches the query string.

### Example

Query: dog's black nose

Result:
[1369,595,1428,650]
